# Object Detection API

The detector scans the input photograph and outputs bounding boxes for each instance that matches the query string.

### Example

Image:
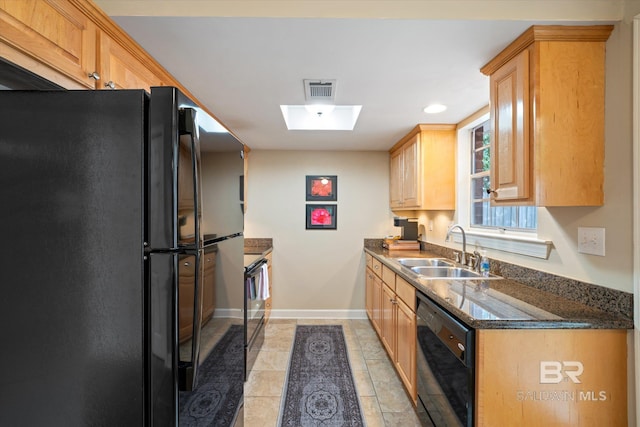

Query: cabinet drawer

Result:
[366,253,373,270]
[382,264,396,291]
[395,276,415,311]
[179,254,196,278]
[371,258,382,278]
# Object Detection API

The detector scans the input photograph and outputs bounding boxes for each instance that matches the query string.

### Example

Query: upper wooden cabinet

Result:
[96,30,164,91]
[0,0,97,88]
[0,0,166,91]
[481,25,613,206]
[389,124,456,211]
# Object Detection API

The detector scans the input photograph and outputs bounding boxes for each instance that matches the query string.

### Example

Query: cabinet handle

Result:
[104,81,116,90]
[184,262,190,267]
[88,71,101,81]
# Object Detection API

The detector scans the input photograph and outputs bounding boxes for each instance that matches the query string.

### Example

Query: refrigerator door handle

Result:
[179,108,203,250]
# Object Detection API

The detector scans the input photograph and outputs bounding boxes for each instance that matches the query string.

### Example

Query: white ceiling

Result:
[95,0,621,151]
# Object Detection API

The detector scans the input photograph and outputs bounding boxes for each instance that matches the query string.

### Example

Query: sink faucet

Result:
[445,224,466,265]
[472,250,481,272]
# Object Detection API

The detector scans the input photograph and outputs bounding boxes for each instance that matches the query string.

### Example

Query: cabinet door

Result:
[0,0,97,88]
[476,329,627,426]
[381,283,396,360]
[371,274,382,335]
[178,254,196,343]
[489,49,530,203]
[365,268,374,320]
[395,297,416,401]
[201,252,215,322]
[389,148,403,208]
[422,127,456,210]
[402,134,421,207]
[97,30,163,91]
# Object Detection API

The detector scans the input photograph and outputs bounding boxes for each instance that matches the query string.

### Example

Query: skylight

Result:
[280,104,362,131]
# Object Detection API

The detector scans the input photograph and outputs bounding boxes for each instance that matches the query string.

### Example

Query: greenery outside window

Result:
[470,120,537,231]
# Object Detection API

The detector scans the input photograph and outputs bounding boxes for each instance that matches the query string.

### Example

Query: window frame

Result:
[453,111,551,259]
[469,120,538,233]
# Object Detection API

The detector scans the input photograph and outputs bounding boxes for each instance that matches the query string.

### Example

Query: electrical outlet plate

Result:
[578,227,605,256]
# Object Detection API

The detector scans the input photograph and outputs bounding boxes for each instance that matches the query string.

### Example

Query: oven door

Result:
[416,292,474,427]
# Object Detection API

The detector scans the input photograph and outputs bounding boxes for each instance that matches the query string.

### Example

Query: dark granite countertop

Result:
[365,247,633,330]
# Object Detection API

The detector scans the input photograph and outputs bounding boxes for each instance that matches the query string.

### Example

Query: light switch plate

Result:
[578,227,605,256]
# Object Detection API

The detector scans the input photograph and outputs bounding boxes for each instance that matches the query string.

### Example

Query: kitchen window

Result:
[469,120,537,231]
[451,115,551,259]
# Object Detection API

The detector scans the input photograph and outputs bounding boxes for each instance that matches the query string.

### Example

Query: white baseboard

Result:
[213,308,244,319]
[269,309,368,320]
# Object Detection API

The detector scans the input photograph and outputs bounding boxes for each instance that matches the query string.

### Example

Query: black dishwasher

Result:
[416,291,474,427]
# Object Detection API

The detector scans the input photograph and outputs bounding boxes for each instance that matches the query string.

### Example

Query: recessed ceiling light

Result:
[423,104,447,114]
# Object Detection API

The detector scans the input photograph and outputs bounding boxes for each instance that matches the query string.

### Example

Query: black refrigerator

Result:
[0,86,245,426]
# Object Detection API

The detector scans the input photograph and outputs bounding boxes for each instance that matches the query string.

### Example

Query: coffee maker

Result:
[394,217,418,241]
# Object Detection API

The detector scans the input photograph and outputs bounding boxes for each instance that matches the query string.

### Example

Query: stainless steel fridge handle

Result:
[181,108,202,250]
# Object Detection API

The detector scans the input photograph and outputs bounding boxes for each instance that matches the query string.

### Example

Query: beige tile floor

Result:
[243,318,422,427]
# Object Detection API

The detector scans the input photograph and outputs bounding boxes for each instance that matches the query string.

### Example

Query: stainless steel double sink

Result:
[394,258,502,280]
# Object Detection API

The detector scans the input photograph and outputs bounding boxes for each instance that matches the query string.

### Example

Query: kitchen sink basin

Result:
[395,258,455,267]
[410,266,502,280]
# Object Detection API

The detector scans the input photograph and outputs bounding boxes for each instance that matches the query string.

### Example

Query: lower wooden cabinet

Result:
[366,257,417,401]
[178,254,196,343]
[476,329,627,426]
[395,292,416,399]
[180,249,216,342]
[201,249,216,323]
[381,283,396,359]
[365,268,383,335]
[365,267,374,319]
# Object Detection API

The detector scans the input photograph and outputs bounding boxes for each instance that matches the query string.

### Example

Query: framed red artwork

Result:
[305,204,337,230]
[306,175,337,201]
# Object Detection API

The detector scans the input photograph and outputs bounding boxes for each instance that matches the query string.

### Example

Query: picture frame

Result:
[306,175,337,201]
[306,204,337,230]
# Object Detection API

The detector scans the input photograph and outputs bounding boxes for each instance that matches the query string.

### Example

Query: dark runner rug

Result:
[179,324,244,427]
[278,325,366,427]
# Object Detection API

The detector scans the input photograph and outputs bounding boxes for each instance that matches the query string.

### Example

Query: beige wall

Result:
[243,150,395,316]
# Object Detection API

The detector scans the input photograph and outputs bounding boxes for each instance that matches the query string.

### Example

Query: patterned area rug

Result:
[179,324,244,427]
[279,325,366,427]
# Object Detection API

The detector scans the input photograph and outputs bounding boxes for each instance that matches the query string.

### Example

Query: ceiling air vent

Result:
[304,79,336,103]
